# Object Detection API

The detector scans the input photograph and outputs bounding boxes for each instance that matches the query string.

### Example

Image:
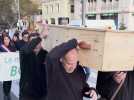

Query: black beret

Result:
[29,37,42,50]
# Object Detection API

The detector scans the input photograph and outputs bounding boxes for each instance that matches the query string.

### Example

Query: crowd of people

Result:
[0,28,134,100]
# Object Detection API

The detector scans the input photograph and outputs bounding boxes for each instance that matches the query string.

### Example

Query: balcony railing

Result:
[87,1,119,13]
[101,2,119,12]
[88,3,97,12]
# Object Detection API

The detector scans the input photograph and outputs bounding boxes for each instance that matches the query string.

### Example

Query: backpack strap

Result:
[110,74,126,100]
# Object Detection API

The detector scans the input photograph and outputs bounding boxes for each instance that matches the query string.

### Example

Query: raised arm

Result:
[48,39,78,59]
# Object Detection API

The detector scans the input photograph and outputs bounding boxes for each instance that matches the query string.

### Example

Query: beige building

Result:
[30,0,42,5]
[83,0,134,30]
[42,0,134,30]
[42,0,76,25]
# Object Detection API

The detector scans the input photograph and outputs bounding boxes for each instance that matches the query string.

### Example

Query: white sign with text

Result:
[0,52,20,81]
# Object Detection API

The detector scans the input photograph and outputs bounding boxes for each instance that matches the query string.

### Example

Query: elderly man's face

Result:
[62,49,78,73]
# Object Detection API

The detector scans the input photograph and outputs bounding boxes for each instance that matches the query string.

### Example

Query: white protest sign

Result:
[0,52,20,81]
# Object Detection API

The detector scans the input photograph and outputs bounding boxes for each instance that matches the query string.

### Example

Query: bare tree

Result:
[0,0,39,29]
[0,0,17,29]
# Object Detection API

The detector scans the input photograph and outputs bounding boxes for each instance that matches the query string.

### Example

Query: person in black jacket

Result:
[46,39,97,100]
[97,71,134,100]
[0,34,16,100]
[16,30,29,50]
[12,32,20,49]
[19,36,48,100]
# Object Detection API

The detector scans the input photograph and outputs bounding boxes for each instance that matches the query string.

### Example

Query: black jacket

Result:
[16,40,27,50]
[19,42,48,99]
[97,71,134,100]
[46,39,93,100]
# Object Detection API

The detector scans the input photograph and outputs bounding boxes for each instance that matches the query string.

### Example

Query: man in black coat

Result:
[46,39,97,100]
[16,30,29,50]
[97,71,134,100]
[19,37,48,100]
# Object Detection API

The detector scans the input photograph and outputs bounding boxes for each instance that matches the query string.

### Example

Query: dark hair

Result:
[28,37,42,50]
[22,30,29,37]
[2,31,8,36]
[29,33,40,38]
[13,32,19,39]
[2,34,11,45]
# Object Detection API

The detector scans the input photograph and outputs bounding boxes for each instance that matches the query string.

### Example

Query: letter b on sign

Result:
[10,66,17,77]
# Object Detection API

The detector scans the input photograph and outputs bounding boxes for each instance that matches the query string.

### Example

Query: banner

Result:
[0,52,20,81]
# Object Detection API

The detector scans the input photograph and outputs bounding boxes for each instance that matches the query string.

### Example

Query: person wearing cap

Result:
[19,36,48,100]
[28,32,40,42]
[46,39,97,100]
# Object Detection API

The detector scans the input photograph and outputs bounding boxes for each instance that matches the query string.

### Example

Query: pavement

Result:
[0,82,18,100]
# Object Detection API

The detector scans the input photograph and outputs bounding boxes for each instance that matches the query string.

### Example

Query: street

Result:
[0,81,89,100]
[0,82,18,100]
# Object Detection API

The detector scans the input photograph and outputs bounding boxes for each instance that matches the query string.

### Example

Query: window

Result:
[51,18,55,24]
[46,6,48,14]
[58,17,69,25]
[88,0,91,3]
[102,0,106,3]
[88,0,96,3]
[86,14,96,20]
[39,10,42,15]
[57,4,60,12]
[70,5,74,13]
[56,3,60,12]
[51,5,53,12]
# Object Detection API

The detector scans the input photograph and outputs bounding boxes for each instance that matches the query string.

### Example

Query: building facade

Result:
[84,0,134,30]
[42,0,75,25]
[77,0,134,30]
[42,0,134,30]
